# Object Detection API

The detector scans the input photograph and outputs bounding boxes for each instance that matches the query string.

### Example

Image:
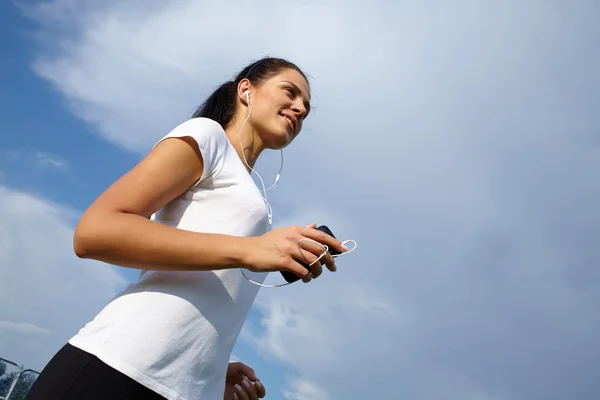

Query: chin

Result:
[261,128,294,149]
[265,136,292,150]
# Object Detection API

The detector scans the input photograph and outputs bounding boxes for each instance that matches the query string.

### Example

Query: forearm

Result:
[73,212,252,271]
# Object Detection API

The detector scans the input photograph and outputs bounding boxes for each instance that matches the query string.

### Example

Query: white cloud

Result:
[0,186,127,371]
[0,321,52,337]
[282,376,332,400]
[0,150,70,174]
[25,0,367,152]
[228,353,248,366]
[20,0,600,399]
[34,152,70,172]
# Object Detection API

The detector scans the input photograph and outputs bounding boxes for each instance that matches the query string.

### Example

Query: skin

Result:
[73,67,344,280]
[224,362,266,400]
[72,67,346,398]
[226,68,312,168]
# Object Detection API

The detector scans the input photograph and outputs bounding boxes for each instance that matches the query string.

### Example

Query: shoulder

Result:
[168,117,226,143]
[154,117,228,155]
[152,118,228,184]
[178,117,225,132]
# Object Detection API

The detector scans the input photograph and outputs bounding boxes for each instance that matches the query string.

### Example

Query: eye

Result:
[285,87,295,97]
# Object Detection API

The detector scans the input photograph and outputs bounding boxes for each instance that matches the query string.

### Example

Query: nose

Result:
[291,100,307,119]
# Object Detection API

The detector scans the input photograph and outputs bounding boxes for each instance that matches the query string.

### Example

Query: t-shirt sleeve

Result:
[153,118,226,186]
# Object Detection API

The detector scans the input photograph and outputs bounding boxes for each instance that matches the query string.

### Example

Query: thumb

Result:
[305,223,317,229]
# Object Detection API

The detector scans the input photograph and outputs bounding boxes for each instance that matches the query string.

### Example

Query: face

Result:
[245,68,311,149]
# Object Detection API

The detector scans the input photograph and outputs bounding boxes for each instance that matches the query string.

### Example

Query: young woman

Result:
[27,57,347,400]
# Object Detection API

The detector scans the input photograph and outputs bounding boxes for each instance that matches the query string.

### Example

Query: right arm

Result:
[73,136,248,271]
[74,136,346,280]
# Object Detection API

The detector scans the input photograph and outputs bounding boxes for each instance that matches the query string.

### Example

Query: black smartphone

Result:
[279,225,340,283]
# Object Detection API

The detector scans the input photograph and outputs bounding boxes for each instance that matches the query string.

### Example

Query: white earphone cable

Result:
[238,91,357,288]
[239,92,282,224]
[239,94,282,193]
[240,239,358,288]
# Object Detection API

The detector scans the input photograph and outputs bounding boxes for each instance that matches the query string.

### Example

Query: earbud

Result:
[238,87,284,228]
[236,87,358,289]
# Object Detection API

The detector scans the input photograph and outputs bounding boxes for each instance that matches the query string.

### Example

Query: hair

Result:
[192,57,309,129]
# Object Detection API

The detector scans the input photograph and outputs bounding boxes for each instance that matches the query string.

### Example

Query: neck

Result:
[224,112,265,172]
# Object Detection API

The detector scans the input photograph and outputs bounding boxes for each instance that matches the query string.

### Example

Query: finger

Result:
[300,239,336,273]
[234,383,250,400]
[284,259,312,283]
[254,380,267,398]
[298,247,323,278]
[235,363,257,381]
[297,238,328,258]
[302,227,347,254]
[282,241,323,281]
[305,222,317,229]
[320,250,337,273]
[241,376,259,400]
[307,259,323,279]
[295,241,325,279]
[301,265,313,283]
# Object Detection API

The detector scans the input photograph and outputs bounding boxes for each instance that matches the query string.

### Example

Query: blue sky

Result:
[1,1,600,399]
[0,1,291,393]
[0,2,141,248]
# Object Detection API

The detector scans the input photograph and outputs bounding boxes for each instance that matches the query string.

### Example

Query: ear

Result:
[237,78,252,105]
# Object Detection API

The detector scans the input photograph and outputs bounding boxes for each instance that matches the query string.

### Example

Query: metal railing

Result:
[0,358,40,400]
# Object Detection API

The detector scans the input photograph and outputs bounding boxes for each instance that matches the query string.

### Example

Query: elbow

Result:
[73,215,105,259]
[73,211,121,259]
[73,209,123,260]
[73,225,92,259]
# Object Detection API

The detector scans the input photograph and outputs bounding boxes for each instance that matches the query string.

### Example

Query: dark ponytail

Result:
[192,57,309,129]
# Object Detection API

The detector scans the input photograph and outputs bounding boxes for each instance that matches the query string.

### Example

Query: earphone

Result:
[240,237,357,288]
[245,90,282,189]
[238,88,357,288]
[239,89,282,225]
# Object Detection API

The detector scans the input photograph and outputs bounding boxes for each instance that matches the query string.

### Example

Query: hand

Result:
[223,362,266,400]
[244,223,348,283]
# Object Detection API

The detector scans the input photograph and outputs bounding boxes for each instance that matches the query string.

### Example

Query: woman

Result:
[27,57,346,400]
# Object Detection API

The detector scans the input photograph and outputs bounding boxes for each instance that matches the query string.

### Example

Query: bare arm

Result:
[73,136,251,271]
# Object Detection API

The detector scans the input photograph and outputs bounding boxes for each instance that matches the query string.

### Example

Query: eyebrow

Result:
[283,80,311,115]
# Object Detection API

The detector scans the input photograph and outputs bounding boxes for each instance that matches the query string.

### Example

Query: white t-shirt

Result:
[69,117,270,400]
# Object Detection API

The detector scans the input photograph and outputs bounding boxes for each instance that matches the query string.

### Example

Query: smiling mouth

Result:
[281,115,295,133]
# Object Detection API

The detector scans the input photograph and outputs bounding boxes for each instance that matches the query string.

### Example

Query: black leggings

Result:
[27,343,166,400]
